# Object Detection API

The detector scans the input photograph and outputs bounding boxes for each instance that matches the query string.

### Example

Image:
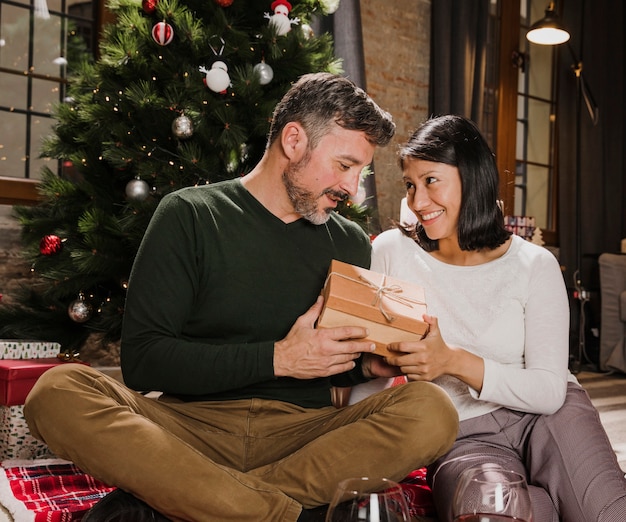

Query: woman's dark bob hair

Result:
[399,115,511,252]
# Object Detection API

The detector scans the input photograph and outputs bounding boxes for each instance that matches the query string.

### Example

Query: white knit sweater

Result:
[350,231,577,421]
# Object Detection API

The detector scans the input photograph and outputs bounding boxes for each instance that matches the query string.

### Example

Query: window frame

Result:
[494,0,520,218]
[2,0,552,233]
[0,0,109,205]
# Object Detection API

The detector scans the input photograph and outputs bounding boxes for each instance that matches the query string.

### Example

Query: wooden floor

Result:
[577,368,626,472]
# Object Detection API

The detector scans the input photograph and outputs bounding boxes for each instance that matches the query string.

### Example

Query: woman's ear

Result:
[281,122,308,161]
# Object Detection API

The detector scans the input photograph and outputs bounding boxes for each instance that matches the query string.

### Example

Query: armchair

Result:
[598,253,626,373]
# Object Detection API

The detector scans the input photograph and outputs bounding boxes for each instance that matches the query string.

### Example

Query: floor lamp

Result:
[527,1,599,370]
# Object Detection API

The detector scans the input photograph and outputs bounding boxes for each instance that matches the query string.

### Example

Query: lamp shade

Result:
[526,3,570,45]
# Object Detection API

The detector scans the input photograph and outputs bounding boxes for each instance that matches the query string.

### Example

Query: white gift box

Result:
[0,341,60,360]
[0,340,60,460]
[0,404,55,460]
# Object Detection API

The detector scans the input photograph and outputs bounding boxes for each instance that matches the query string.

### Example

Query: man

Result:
[25,73,458,521]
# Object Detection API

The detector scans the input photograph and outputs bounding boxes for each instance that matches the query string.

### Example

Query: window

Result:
[482,0,501,150]
[0,0,96,204]
[515,0,559,242]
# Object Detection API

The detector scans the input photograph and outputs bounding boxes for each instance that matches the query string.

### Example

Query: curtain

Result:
[558,0,625,279]
[557,0,625,368]
[429,0,490,128]
[315,0,366,88]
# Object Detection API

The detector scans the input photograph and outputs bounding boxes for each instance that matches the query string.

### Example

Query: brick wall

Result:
[361,0,431,230]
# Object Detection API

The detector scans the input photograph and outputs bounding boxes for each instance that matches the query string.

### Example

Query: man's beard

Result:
[282,156,348,225]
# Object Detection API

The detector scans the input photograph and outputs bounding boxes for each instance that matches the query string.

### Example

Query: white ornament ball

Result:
[125,178,150,202]
[253,62,274,85]
[171,114,194,139]
[320,0,340,14]
[205,61,230,93]
[352,183,367,205]
[301,24,315,39]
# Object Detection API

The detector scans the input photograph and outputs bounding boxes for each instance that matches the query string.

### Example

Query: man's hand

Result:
[273,296,376,379]
[360,353,404,379]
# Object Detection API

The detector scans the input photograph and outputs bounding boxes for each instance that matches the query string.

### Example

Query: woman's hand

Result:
[385,315,485,391]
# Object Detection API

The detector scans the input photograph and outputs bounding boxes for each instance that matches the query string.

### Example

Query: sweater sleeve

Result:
[476,247,571,414]
[120,192,275,395]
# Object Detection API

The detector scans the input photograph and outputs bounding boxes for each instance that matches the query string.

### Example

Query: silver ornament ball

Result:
[253,62,274,85]
[125,178,150,202]
[68,299,93,323]
[172,115,194,139]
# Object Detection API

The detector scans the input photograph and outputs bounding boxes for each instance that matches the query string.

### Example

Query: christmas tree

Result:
[0,0,372,355]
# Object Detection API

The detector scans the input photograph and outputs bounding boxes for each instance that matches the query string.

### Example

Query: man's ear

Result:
[281,122,308,161]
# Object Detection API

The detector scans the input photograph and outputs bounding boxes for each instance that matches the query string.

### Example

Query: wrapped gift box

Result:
[318,260,428,356]
[0,340,60,360]
[0,342,63,461]
[0,404,55,460]
[0,358,69,406]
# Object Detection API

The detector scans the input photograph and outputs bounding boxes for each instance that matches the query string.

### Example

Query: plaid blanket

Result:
[400,467,435,518]
[0,459,114,521]
[0,458,433,521]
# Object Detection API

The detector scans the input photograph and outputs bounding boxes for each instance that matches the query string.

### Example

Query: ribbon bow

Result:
[326,271,426,323]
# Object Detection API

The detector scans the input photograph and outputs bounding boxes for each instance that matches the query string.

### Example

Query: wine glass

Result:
[452,465,533,522]
[325,477,410,522]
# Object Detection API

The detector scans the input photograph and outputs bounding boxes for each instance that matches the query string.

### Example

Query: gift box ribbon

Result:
[325,271,427,323]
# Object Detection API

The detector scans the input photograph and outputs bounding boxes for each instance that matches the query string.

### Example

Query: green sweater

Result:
[121,179,372,408]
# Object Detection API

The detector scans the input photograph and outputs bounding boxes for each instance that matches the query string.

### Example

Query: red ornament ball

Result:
[152,21,174,46]
[142,0,158,14]
[39,235,63,256]
[214,0,234,6]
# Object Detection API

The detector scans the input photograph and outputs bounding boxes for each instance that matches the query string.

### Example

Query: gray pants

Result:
[429,383,626,522]
[24,364,458,521]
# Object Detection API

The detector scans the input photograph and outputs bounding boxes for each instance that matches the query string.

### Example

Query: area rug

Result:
[0,458,433,521]
[0,459,114,521]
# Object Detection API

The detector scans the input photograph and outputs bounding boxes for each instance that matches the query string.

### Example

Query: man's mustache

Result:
[323,189,348,202]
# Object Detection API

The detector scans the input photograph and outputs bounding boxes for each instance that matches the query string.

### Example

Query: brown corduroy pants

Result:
[24,364,458,522]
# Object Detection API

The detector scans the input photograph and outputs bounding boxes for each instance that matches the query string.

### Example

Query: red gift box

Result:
[0,358,70,406]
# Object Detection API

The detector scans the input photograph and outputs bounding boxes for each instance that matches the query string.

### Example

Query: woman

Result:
[366,115,626,521]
